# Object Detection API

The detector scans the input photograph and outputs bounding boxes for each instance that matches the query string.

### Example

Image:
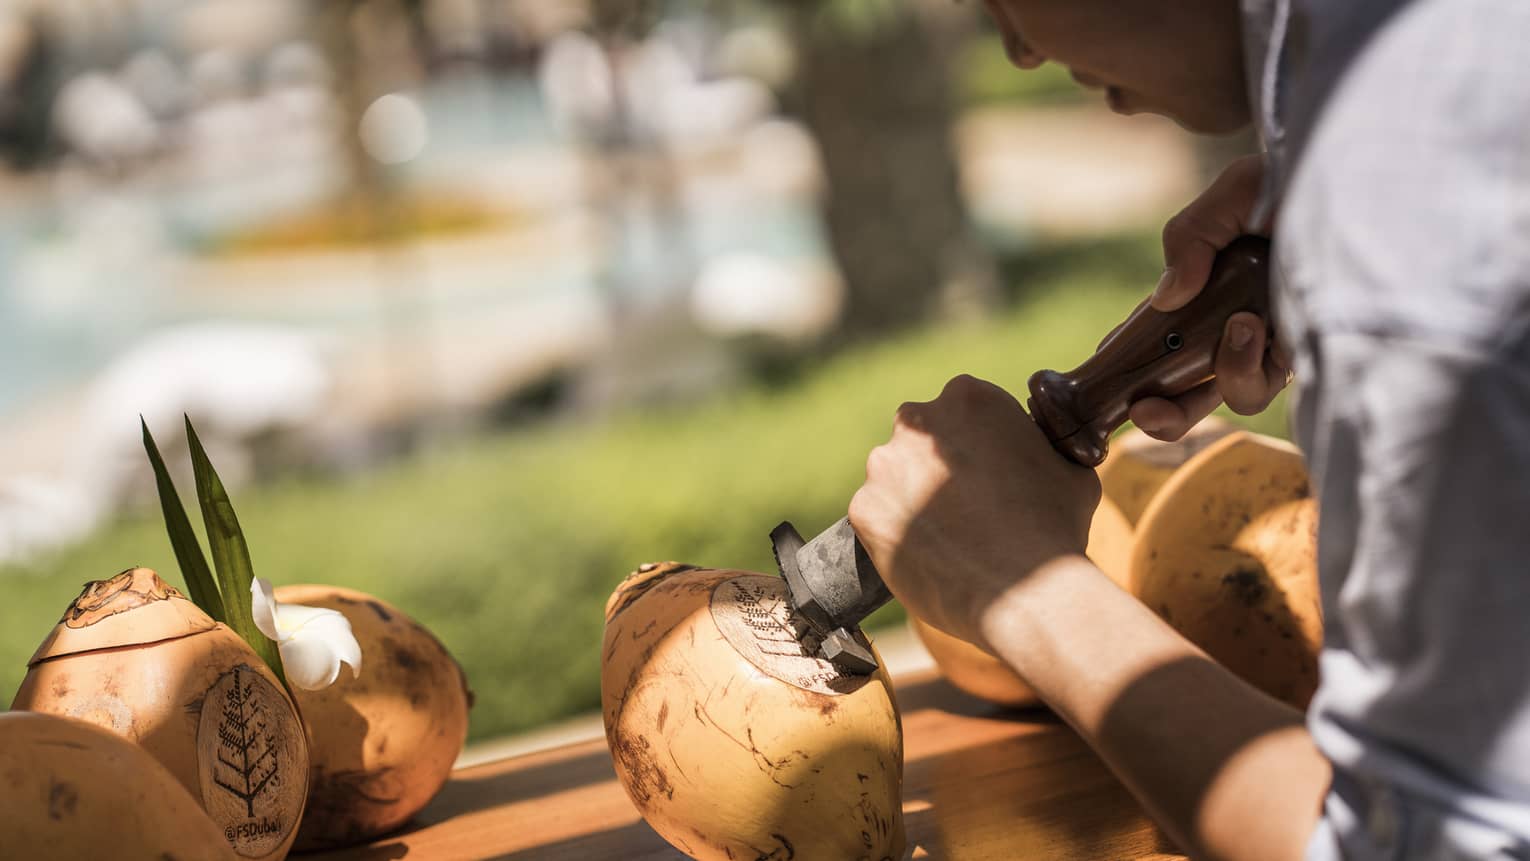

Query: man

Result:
[848,1,1530,858]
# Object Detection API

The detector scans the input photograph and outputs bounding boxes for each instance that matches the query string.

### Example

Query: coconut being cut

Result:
[1129,431,1322,708]
[602,562,904,861]
[911,495,1135,708]
[0,711,238,860]
[11,567,310,861]
[274,584,473,851]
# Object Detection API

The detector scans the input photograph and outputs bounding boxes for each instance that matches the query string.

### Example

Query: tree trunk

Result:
[787,5,992,341]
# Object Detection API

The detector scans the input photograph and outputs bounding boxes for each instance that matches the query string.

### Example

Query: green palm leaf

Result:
[184,416,287,688]
[141,418,226,622]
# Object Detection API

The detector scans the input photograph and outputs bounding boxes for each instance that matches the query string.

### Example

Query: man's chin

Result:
[1176,111,1255,137]
[1124,96,1253,137]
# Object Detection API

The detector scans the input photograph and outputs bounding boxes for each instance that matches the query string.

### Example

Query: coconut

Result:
[1080,495,1135,589]
[1129,432,1322,708]
[0,711,238,860]
[271,584,472,851]
[602,562,904,861]
[909,619,1034,708]
[1098,417,1238,526]
[911,495,1136,708]
[10,567,309,861]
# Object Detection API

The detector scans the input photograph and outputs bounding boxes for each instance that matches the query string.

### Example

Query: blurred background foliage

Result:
[0,0,1257,740]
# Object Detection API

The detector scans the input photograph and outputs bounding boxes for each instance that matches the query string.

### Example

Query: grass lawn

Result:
[0,233,1289,742]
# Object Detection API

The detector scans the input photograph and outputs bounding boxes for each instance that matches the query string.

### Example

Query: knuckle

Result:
[943,373,975,394]
[943,373,988,401]
[1162,211,1215,249]
[1160,213,1192,247]
[865,443,895,476]
[894,400,922,424]
[847,488,871,524]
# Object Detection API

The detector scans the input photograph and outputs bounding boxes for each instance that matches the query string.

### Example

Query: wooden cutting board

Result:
[306,671,1185,860]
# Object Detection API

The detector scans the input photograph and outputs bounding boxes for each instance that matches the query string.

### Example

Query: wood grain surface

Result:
[304,671,1186,860]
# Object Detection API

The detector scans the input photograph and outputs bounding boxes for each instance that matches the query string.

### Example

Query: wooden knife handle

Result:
[1026,235,1272,467]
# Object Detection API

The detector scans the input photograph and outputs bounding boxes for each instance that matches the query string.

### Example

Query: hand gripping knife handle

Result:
[774,236,1272,673]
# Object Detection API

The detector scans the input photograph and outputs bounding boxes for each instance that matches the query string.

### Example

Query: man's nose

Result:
[1070,68,1105,88]
[982,0,1047,69]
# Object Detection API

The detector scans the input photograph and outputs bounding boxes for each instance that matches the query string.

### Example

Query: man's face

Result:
[981,0,1252,135]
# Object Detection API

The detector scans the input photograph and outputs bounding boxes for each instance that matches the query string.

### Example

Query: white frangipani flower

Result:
[251,578,362,691]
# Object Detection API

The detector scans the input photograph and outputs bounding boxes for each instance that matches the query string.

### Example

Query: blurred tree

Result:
[314,0,441,444]
[0,13,59,169]
[585,0,691,320]
[778,0,995,340]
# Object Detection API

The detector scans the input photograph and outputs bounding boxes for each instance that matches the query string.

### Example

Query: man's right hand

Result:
[1130,154,1291,440]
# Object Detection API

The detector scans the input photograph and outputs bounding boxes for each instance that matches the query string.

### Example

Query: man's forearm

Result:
[978,554,1330,861]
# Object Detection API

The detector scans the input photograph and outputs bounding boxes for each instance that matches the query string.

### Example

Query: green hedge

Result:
[0,234,1289,741]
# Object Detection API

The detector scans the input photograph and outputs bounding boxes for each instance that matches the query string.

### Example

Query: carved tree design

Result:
[213,666,281,817]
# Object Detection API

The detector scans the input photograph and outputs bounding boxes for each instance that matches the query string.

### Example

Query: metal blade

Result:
[771,516,893,673]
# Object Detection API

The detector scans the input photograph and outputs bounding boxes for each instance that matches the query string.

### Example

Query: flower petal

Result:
[250,578,281,641]
[292,610,363,679]
[279,634,343,690]
[272,602,339,635]
[330,624,363,680]
[255,588,365,689]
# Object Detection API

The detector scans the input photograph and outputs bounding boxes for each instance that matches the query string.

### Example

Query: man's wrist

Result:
[973,552,1099,669]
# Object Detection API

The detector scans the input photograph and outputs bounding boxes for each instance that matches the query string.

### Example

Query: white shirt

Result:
[1243,0,1530,856]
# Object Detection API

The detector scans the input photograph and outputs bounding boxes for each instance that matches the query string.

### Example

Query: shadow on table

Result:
[422,744,616,824]
[488,820,684,861]
[904,737,1176,859]
[300,843,410,860]
[892,673,1056,723]
[315,742,622,854]
[896,676,1178,860]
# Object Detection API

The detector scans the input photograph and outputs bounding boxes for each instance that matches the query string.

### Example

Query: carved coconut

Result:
[11,567,309,861]
[273,584,473,851]
[602,562,904,861]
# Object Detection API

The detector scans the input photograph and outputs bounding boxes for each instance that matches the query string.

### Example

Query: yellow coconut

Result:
[909,620,1034,708]
[11,567,309,861]
[0,711,238,860]
[1099,416,1238,526]
[911,496,1136,708]
[602,562,904,861]
[272,584,473,851]
[1130,432,1322,708]
[1081,494,1135,589]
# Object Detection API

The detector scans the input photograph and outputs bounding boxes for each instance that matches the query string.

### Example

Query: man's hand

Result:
[1131,154,1291,440]
[848,374,1100,648]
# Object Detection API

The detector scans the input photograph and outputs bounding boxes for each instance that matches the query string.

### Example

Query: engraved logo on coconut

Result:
[196,665,305,857]
[64,568,180,628]
[711,575,873,696]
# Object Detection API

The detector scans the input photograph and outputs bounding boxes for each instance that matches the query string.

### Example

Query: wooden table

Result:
[308,671,1185,860]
